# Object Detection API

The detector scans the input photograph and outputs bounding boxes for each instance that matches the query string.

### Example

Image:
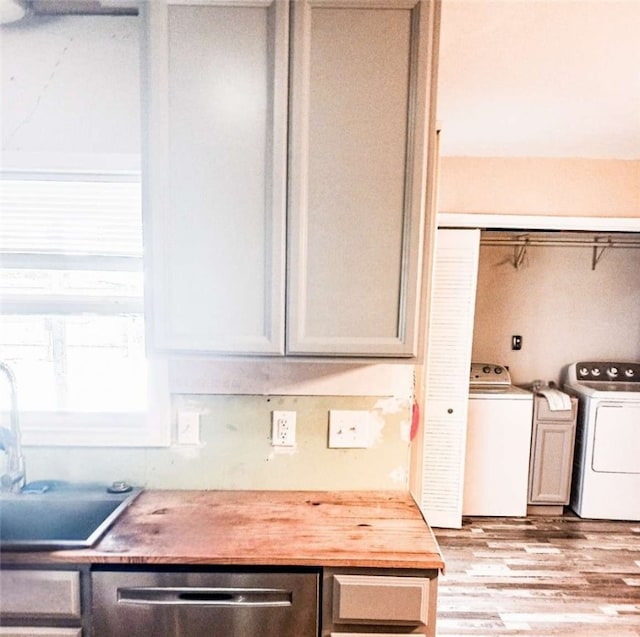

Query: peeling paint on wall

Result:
[23,394,412,490]
[399,418,412,443]
[374,396,410,414]
[368,410,385,446]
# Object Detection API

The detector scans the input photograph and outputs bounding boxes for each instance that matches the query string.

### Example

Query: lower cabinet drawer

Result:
[0,629,81,637]
[333,574,431,626]
[0,570,81,620]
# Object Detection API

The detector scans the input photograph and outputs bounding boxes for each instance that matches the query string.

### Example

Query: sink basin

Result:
[0,481,141,551]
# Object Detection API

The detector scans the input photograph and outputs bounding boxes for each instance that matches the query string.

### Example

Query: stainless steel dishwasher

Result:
[91,568,319,636]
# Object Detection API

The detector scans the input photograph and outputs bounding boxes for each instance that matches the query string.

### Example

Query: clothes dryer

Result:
[563,361,640,521]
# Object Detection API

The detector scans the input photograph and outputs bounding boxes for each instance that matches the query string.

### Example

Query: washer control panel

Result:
[575,361,640,383]
[470,362,511,387]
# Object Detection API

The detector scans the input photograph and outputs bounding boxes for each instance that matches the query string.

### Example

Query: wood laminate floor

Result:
[433,514,640,636]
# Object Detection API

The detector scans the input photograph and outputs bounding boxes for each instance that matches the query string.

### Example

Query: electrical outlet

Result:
[328,410,370,448]
[271,410,296,447]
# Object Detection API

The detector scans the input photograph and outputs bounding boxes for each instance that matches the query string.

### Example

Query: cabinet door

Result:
[529,421,576,504]
[287,0,439,356]
[144,0,288,354]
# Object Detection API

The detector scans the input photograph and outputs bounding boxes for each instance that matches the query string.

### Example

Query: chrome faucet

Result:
[0,361,25,492]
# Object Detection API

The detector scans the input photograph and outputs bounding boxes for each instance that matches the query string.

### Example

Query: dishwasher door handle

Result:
[117,587,293,607]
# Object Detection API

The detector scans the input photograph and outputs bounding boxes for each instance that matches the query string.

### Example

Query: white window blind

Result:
[0,178,142,258]
[0,176,149,421]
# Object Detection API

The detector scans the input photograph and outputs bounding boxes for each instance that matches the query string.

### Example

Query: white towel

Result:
[537,387,572,411]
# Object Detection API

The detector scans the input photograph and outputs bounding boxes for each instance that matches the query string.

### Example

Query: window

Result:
[0,11,169,446]
[0,176,168,446]
[0,176,146,415]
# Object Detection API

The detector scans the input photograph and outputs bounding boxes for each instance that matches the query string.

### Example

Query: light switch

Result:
[328,410,370,448]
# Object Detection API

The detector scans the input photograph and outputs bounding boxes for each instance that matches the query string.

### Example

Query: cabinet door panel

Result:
[145,0,288,354]
[529,421,576,504]
[288,0,437,356]
[0,570,81,619]
[333,574,430,626]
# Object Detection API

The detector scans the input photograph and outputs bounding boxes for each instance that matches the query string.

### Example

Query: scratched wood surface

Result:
[1,490,444,570]
[433,515,640,636]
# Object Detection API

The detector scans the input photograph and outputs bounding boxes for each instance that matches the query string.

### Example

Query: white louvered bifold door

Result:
[419,228,480,528]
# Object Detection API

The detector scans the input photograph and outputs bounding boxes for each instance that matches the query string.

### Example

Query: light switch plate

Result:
[328,410,370,448]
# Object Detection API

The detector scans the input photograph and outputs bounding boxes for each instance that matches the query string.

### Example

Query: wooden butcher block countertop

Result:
[4,490,444,570]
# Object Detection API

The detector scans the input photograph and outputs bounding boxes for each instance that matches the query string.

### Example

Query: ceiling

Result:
[437,0,640,159]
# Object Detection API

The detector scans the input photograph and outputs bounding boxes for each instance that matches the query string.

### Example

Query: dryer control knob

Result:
[607,367,619,378]
[625,368,635,378]
[579,367,589,377]
[591,368,601,377]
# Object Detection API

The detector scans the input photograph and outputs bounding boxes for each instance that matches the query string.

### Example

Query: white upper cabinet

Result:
[144,0,289,355]
[143,0,439,358]
[287,0,438,357]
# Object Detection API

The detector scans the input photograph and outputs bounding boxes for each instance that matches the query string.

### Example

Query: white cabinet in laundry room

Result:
[143,0,440,358]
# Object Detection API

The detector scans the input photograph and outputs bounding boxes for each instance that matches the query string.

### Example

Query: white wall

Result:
[472,242,640,385]
[1,14,140,171]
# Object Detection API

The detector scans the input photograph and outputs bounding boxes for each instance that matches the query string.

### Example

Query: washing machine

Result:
[463,363,533,516]
[563,361,640,521]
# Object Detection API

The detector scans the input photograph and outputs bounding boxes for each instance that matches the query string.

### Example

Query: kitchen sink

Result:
[0,481,141,551]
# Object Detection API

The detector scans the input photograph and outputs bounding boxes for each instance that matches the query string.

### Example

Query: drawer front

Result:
[333,575,430,626]
[0,570,81,619]
[0,629,81,637]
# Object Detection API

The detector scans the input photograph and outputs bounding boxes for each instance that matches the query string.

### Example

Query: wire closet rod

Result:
[480,235,640,249]
[480,232,640,271]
